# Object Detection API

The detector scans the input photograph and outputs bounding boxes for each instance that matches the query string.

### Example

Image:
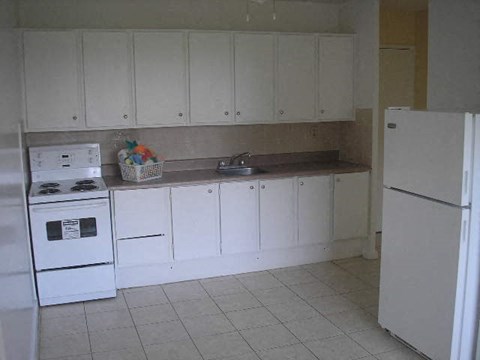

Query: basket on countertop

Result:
[119,161,164,182]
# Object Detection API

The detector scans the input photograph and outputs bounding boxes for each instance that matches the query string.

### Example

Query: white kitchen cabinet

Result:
[298,175,332,245]
[117,235,172,266]
[259,178,296,250]
[134,31,187,126]
[83,31,133,128]
[220,181,259,254]
[171,184,220,261]
[234,33,275,123]
[333,172,369,240]
[113,187,171,240]
[23,31,83,130]
[189,32,233,125]
[276,34,316,122]
[318,36,354,121]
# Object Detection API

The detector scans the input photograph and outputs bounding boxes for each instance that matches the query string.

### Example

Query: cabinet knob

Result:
[279,110,284,115]
[123,114,128,119]
[224,111,229,116]
[178,112,183,117]
[300,181,304,186]
[336,178,341,182]
[320,109,325,114]
[72,115,78,121]
[208,189,213,193]
[250,185,254,190]
[261,185,265,189]
[236,111,241,116]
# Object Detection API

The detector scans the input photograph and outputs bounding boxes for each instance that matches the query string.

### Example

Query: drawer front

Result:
[117,235,172,267]
[37,264,115,299]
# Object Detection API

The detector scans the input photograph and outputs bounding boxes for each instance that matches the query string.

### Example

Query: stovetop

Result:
[29,177,108,204]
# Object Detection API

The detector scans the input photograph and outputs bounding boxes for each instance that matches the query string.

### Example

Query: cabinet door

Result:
[333,172,369,240]
[23,31,83,130]
[189,32,233,124]
[277,34,316,122]
[113,188,171,240]
[83,31,133,128]
[171,184,220,261]
[318,36,354,121]
[134,31,187,126]
[259,178,296,250]
[298,176,332,245]
[117,235,172,267]
[234,33,274,123]
[220,181,259,255]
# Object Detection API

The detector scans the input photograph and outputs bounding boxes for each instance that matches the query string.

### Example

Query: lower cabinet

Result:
[171,184,220,260]
[220,181,259,254]
[259,178,296,250]
[117,235,171,266]
[298,175,332,245]
[333,172,369,240]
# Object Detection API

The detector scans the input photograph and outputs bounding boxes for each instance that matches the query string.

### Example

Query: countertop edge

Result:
[104,161,371,191]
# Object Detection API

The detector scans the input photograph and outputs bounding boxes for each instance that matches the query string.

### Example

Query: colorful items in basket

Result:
[117,140,163,165]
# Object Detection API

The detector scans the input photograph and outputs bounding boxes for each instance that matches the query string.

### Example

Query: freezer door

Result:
[379,188,468,360]
[384,110,473,206]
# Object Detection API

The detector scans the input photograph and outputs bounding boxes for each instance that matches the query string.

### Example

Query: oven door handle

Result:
[31,202,109,213]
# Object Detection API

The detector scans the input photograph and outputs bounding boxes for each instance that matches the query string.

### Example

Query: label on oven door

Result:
[62,219,81,240]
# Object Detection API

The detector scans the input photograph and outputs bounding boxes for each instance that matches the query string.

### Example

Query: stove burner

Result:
[71,184,98,192]
[39,188,61,195]
[40,182,60,188]
[75,179,95,185]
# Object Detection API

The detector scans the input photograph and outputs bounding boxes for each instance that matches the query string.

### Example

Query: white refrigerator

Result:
[379,110,480,360]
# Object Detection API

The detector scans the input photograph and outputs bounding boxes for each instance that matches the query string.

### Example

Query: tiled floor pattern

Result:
[39,257,424,360]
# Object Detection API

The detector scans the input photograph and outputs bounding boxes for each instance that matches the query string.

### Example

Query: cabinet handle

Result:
[336,178,340,182]
[123,114,128,119]
[300,181,304,186]
[279,110,284,115]
[236,111,241,116]
[208,189,213,193]
[261,185,265,189]
[178,112,183,117]
[250,185,254,190]
[320,109,325,114]
[224,111,229,116]
[72,115,78,121]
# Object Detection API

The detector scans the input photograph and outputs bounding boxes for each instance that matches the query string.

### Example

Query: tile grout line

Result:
[160,284,208,360]
[121,290,150,360]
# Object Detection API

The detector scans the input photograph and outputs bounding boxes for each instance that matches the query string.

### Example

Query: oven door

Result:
[29,198,113,270]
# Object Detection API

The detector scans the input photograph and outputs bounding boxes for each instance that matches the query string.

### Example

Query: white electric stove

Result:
[28,143,116,306]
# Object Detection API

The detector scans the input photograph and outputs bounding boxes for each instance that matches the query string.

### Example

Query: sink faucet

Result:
[228,152,251,166]
[218,152,252,169]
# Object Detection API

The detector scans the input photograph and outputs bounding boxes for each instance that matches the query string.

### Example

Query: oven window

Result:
[46,217,98,241]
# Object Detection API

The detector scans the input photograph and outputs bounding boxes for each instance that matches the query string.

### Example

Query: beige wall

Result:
[18,0,340,33]
[379,8,428,109]
[26,122,342,165]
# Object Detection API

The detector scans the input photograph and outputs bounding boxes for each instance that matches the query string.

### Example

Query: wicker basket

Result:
[119,161,164,182]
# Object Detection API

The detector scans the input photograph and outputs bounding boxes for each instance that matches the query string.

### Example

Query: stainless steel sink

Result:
[216,166,266,176]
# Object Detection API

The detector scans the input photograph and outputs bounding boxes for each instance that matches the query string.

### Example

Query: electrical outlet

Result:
[310,125,319,138]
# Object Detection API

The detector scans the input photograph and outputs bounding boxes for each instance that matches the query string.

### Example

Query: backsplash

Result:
[26,122,343,165]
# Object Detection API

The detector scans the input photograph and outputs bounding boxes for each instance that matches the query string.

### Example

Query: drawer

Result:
[117,235,172,266]
[37,264,115,305]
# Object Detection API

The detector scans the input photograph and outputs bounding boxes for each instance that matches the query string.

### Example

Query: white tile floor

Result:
[39,257,424,360]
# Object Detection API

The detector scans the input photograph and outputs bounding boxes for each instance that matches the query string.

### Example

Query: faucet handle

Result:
[217,160,226,168]
[239,160,245,166]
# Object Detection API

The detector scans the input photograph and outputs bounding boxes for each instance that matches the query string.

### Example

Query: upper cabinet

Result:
[134,31,187,126]
[276,34,316,122]
[189,32,233,125]
[318,36,354,121]
[23,31,83,130]
[22,30,355,131]
[83,31,134,128]
[234,33,275,123]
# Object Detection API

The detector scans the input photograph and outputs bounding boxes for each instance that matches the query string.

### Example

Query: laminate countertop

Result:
[104,160,370,191]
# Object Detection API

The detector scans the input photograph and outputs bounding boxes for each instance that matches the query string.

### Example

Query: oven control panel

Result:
[30,144,101,171]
